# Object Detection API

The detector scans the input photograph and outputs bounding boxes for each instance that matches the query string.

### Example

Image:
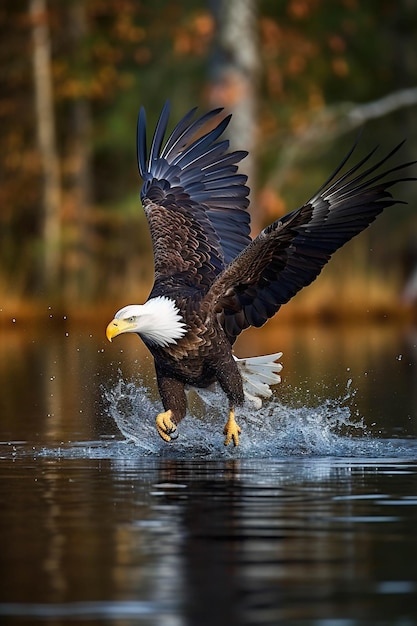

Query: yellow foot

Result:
[156,410,177,442]
[223,409,241,447]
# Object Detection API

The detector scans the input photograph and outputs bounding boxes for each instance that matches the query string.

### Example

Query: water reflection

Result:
[1,320,417,623]
[107,457,417,625]
[0,325,117,442]
[1,456,417,624]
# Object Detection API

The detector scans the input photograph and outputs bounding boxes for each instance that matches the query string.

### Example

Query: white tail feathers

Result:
[234,352,283,409]
[188,352,283,411]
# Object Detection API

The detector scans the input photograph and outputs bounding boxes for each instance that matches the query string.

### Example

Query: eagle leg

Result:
[223,408,241,447]
[156,410,178,442]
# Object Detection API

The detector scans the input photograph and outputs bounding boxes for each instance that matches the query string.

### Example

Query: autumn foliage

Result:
[0,0,416,320]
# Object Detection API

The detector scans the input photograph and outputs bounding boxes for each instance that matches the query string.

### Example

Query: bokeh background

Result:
[1,0,417,323]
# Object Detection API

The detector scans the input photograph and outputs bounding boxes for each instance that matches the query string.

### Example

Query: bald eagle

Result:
[106,102,415,447]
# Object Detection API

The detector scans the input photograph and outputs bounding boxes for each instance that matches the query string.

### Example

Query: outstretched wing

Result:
[208,142,416,341]
[137,101,251,292]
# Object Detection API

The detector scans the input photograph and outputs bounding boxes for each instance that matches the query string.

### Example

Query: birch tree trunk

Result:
[209,0,260,231]
[29,0,62,293]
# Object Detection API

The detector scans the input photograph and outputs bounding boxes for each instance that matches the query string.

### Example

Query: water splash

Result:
[101,376,403,459]
[5,378,414,462]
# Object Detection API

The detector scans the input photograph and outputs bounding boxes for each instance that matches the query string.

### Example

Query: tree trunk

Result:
[63,0,94,303]
[208,0,260,231]
[29,0,62,293]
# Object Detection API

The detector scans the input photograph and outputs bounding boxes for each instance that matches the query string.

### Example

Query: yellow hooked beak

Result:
[106,318,135,342]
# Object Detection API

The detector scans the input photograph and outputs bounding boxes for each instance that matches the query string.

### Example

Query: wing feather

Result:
[207,143,416,342]
[148,101,171,172]
[161,108,222,159]
[137,101,251,292]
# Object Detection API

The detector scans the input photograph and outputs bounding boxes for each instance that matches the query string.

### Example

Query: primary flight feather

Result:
[106,101,415,446]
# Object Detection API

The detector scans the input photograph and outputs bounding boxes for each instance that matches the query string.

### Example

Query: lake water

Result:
[1,319,417,624]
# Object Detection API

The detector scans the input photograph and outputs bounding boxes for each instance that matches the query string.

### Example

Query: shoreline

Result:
[1,297,416,329]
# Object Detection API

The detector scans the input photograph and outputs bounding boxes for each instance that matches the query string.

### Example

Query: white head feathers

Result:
[114,296,187,347]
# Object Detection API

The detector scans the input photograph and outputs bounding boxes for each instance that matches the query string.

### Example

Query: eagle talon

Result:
[156,410,177,443]
[223,410,241,447]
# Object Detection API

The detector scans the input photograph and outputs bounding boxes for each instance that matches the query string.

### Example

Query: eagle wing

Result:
[137,101,251,292]
[207,142,416,341]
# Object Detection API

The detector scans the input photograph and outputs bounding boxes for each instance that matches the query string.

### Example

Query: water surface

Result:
[1,321,417,624]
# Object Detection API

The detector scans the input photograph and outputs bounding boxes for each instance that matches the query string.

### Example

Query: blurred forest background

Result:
[1,0,417,322]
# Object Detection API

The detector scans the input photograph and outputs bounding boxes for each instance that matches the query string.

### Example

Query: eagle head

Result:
[106,296,187,348]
